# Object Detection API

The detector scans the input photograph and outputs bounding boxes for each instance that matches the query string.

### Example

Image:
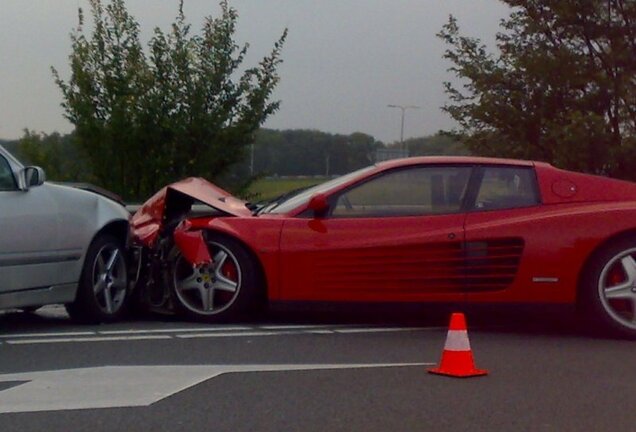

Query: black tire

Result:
[20,306,42,313]
[169,234,261,322]
[66,234,129,323]
[579,235,636,338]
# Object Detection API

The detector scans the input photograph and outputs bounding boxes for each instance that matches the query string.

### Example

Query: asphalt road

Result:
[1,304,635,432]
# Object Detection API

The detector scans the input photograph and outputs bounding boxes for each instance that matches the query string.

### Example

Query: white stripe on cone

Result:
[443,330,471,351]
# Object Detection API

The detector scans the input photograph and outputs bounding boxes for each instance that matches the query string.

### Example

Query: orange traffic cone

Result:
[428,312,488,378]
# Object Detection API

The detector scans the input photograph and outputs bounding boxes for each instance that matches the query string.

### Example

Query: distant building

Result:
[374,148,409,162]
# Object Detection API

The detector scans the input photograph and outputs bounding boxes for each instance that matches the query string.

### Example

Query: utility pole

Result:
[387,104,421,154]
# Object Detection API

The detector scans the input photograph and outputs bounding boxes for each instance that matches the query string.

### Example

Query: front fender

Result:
[173,221,212,266]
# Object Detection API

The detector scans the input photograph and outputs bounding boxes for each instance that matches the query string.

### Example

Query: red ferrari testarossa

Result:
[130,156,636,337]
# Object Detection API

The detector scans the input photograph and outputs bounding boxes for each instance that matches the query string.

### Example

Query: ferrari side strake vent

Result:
[313,238,524,295]
[463,238,524,292]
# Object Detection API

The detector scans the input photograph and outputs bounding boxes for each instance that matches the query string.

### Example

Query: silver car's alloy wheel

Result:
[66,234,129,323]
[173,242,242,316]
[92,244,127,314]
[598,247,636,331]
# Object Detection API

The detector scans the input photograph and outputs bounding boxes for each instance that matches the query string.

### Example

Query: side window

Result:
[473,166,539,211]
[0,155,17,191]
[331,166,472,218]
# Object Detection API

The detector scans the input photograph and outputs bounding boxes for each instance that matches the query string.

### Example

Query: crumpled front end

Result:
[129,177,251,313]
[130,177,251,248]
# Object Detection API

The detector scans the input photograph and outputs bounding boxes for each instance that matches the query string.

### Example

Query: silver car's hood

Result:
[53,182,125,206]
[44,182,130,222]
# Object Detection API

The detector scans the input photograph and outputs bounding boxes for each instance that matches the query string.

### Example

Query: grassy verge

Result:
[248,177,328,201]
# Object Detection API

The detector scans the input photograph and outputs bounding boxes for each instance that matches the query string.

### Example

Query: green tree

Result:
[244,129,382,176]
[16,130,91,182]
[438,1,636,179]
[53,0,287,199]
[388,132,469,156]
[0,139,20,155]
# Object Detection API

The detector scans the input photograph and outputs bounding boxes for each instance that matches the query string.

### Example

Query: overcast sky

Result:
[0,0,510,143]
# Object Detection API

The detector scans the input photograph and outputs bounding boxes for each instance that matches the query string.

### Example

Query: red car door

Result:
[278,165,473,302]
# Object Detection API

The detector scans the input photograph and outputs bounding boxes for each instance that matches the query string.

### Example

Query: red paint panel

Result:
[173,224,212,266]
[536,164,636,204]
[464,203,636,303]
[279,215,466,302]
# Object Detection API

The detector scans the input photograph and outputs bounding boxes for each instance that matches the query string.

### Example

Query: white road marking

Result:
[98,326,251,335]
[4,331,96,338]
[259,325,333,330]
[1,326,432,345]
[176,331,282,338]
[335,327,437,334]
[0,363,432,413]
[5,335,171,345]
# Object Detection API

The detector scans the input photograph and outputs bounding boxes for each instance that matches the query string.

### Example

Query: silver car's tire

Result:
[580,236,636,338]
[170,234,261,322]
[66,234,129,323]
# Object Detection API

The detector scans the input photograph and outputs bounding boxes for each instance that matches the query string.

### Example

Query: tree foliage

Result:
[248,129,382,176]
[439,0,636,179]
[15,131,91,182]
[53,0,287,199]
[389,133,469,157]
[4,128,466,192]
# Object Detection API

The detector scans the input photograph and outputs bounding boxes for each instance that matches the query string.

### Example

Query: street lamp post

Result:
[387,104,421,154]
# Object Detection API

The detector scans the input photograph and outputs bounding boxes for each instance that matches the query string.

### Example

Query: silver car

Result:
[0,145,130,322]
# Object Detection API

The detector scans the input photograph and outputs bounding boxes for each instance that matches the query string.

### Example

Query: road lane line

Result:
[2,331,96,338]
[177,331,282,338]
[98,326,252,335]
[259,325,334,330]
[5,335,171,345]
[1,326,440,344]
[334,327,433,334]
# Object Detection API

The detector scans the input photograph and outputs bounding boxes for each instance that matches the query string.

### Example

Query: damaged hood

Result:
[131,177,251,246]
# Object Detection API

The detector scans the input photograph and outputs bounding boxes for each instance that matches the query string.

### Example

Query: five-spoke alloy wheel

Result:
[581,236,636,338]
[170,234,260,322]
[66,234,129,323]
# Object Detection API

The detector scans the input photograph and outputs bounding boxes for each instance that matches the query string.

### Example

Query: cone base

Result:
[427,367,488,378]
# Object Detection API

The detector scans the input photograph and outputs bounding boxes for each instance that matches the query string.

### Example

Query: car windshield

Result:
[260,165,376,215]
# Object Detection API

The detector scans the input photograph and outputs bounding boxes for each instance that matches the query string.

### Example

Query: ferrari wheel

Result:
[170,234,260,322]
[581,237,636,338]
[66,234,129,323]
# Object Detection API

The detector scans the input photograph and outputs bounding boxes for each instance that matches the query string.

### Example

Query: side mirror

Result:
[21,166,46,190]
[307,193,329,218]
